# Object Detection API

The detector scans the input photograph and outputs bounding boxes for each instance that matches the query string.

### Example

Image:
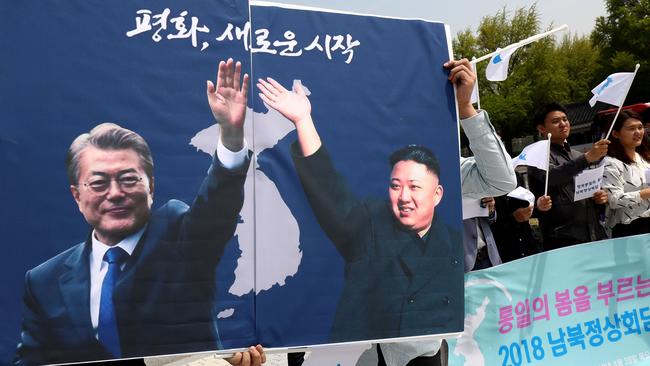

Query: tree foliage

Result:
[453,5,601,151]
[591,0,650,103]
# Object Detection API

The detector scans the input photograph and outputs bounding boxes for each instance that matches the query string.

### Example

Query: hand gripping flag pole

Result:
[544,133,552,197]
[470,56,481,110]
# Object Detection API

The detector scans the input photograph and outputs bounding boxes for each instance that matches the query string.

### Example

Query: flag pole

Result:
[470,24,569,65]
[544,133,552,197]
[604,64,641,140]
[471,56,481,110]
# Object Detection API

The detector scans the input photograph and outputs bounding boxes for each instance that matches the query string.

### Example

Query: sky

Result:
[269,0,608,37]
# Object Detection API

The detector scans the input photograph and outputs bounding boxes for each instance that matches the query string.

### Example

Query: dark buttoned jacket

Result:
[529,142,607,250]
[292,145,463,343]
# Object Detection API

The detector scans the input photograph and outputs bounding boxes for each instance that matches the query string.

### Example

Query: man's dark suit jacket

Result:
[292,145,463,343]
[15,154,250,365]
[528,142,607,250]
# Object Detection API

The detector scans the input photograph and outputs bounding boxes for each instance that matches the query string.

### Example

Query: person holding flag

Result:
[528,102,610,250]
[601,110,650,237]
[491,173,549,263]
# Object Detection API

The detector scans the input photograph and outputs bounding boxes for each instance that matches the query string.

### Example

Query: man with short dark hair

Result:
[389,145,442,174]
[258,75,461,343]
[258,58,517,365]
[15,59,262,366]
[387,145,445,238]
[529,102,609,250]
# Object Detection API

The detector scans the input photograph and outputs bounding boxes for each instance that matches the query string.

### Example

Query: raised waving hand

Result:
[258,78,321,156]
[207,58,249,151]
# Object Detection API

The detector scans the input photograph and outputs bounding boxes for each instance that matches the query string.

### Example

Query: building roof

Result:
[565,101,608,133]
[596,102,650,117]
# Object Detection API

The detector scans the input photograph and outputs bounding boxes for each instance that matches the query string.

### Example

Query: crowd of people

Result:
[277,57,650,366]
[480,103,650,271]
[363,80,650,366]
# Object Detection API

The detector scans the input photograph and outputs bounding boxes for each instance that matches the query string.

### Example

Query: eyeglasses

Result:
[82,174,144,195]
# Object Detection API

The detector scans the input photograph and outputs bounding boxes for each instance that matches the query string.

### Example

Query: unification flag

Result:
[511,139,549,171]
[485,46,520,81]
[588,72,636,107]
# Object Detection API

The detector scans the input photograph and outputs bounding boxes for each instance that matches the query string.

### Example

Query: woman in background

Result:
[602,110,650,237]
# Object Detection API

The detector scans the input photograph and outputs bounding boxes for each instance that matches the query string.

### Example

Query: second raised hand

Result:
[257,77,321,156]
[257,77,311,125]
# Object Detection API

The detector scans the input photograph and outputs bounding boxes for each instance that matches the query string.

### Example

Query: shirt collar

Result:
[91,225,146,263]
[550,140,571,153]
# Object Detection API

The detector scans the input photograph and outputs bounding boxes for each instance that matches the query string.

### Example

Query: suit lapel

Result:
[396,235,421,281]
[114,223,154,305]
[59,241,95,341]
[115,217,163,299]
[408,218,452,294]
[390,215,421,282]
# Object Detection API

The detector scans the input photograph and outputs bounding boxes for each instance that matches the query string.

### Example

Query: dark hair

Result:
[66,123,154,185]
[641,107,650,125]
[533,102,567,127]
[606,110,650,164]
[389,145,440,177]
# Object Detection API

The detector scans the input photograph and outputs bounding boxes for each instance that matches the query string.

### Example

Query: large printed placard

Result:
[448,235,650,366]
[0,1,463,364]
[248,2,463,348]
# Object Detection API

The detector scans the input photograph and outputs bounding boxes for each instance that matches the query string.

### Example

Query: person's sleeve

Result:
[459,110,517,199]
[546,150,589,187]
[216,139,248,169]
[176,145,252,263]
[291,143,368,261]
[14,272,47,366]
[602,158,644,209]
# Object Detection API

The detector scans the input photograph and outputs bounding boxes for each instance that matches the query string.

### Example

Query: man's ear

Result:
[433,185,444,207]
[147,177,155,206]
[70,185,82,211]
[149,177,154,197]
[611,130,619,139]
[536,124,546,136]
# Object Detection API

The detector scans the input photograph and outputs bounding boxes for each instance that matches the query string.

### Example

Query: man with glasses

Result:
[15,59,264,366]
[528,102,609,250]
